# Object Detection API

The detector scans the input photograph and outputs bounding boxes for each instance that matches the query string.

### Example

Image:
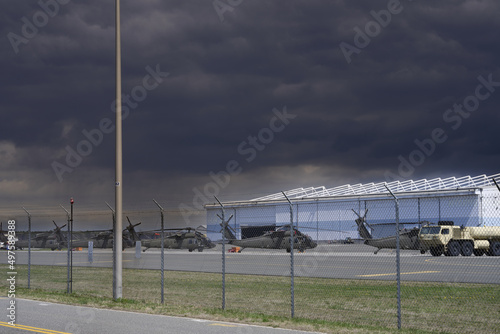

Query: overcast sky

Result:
[2,0,500,228]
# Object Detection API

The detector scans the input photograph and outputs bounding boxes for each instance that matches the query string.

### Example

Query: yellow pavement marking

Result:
[357,270,440,277]
[208,323,241,327]
[0,321,71,334]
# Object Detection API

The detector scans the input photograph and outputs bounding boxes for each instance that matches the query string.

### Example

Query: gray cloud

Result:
[1,0,500,220]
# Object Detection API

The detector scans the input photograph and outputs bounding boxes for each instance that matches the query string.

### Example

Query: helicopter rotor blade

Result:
[53,220,62,231]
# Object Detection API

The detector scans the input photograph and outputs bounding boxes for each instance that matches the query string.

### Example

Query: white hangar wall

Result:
[481,186,500,226]
[205,174,500,241]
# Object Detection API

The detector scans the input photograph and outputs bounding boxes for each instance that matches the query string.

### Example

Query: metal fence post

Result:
[105,202,116,295]
[61,204,72,294]
[493,178,500,193]
[153,199,165,304]
[22,207,31,289]
[385,185,401,330]
[215,196,226,310]
[70,198,74,294]
[282,192,294,318]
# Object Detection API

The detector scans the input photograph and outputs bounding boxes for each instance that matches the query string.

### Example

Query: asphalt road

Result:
[0,298,323,334]
[3,244,499,284]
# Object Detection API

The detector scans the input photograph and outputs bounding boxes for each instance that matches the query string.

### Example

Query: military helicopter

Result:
[0,222,9,249]
[352,209,423,254]
[220,218,317,252]
[141,226,216,252]
[16,221,66,250]
[58,217,141,250]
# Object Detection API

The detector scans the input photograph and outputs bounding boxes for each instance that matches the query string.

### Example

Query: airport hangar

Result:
[204,173,500,242]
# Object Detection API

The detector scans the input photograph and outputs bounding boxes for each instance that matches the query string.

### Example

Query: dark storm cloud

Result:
[1,0,500,213]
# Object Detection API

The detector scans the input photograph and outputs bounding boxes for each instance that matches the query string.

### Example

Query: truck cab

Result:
[419,224,457,256]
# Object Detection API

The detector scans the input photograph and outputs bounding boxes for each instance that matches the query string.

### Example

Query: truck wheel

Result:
[460,241,473,257]
[430,247,442,256]
[447,241,460,256]
[489,241,500,256]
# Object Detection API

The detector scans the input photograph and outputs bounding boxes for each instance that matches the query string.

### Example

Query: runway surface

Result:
[0,298,323,334]
[2,244,499,284]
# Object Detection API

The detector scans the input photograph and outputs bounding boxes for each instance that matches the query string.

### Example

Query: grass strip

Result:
[2,264,499,334]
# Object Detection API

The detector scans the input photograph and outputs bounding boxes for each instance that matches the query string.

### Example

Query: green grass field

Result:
[2,264,499,334]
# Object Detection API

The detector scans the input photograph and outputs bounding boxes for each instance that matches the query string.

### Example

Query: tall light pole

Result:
[113,0,123,300]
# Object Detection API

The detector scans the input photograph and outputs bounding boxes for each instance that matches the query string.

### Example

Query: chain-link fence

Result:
[2,193,500,333]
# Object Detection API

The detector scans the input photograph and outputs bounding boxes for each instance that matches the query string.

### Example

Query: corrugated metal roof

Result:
[251,173,500,201]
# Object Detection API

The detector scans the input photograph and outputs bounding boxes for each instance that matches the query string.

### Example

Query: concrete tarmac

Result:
[2,244,499,284]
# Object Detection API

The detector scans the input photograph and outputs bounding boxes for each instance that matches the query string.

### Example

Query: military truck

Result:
[419,221,500,256]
